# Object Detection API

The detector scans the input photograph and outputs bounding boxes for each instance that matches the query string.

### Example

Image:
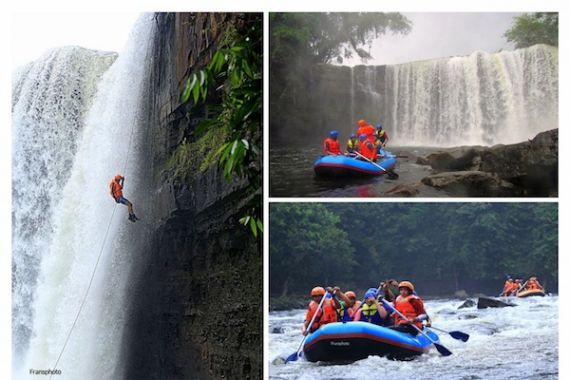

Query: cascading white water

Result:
[356,45,558,147]
[12,46,116,363]
[12,14,156,379]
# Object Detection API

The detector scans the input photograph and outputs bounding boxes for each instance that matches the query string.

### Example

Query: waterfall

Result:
[12,46,116,363]
[12,14,156,379]
[351,44,558,147]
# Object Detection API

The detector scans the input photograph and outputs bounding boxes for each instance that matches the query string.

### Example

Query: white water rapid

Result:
[12,14,156,379]
[269,296,558,379]
[352,44,558,147]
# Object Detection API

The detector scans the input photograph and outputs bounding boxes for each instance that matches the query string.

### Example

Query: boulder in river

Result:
[458,299,476,309]
[477,297,517,309]
[420,129,557,196]
[458,313,479,320]
[385,183,420,197]
[271,327,285,334]
[421,171,517,196]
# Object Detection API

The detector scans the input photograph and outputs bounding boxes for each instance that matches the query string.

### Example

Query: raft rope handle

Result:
[50,104,139,379]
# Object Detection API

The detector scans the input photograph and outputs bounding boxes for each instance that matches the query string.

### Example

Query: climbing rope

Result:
[50,107,139,378]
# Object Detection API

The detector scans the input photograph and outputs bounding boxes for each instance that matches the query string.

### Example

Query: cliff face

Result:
[123,13,262,379]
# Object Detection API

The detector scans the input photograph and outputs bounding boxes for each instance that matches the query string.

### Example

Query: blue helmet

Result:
[330,130,339,138]
[359,134,367,141]
[376,124,383,130]
[364,287,378,299]
[350,133,356,139]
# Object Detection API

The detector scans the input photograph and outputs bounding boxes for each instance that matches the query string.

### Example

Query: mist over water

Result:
[269,297,558,379]
[12,14,156,379]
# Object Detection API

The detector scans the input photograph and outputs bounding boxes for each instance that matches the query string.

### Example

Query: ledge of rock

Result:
[421,171,519,197]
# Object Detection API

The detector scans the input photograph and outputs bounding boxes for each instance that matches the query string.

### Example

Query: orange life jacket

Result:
[357,124,375,143]
[305,299,336,332]
[110,180,123,199]
[359,140,377,161]
[526,280,541,290]
[394,295,424,330]
[323,138,341,155]
[503,280,515,294]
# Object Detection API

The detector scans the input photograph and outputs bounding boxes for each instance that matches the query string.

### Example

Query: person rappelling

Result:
[109,174,139,222]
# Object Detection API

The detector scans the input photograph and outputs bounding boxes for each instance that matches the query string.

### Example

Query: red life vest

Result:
[306,299,336,332]
[359,140,377,161]
[323,138,341,155]
[109,180,123,199]
[393,295,424,329]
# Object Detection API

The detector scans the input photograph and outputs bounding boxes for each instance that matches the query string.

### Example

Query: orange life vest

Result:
[323,138,341,155]
[357,124,375,143]
[305,299,336,332]
[526,280,541,290]
[359,140,377,161]
[393,295,424,330]
[110,180,123,199]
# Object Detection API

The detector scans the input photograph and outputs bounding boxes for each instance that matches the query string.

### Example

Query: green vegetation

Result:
[270,203,558,297]
[270,13,412,65]
[504,13,558,49]
[269,13,411,145]
[178,13,262,237]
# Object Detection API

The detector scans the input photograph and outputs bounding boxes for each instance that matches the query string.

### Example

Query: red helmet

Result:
[345,291,356,300]
[114,174,123,182]
[311,287,325,297]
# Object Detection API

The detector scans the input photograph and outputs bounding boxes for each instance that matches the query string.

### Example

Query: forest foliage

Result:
[178,13,263,237]
[270,203,558,297]
[504,13,558,49]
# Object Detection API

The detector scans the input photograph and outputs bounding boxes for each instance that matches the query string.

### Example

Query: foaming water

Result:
[13,14,156,379]
[269,296,558,379]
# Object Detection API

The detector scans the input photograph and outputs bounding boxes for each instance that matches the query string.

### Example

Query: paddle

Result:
[428,326,469,342]
[380,298,452,357]
[353,150,399,179]
[284,291,329,364]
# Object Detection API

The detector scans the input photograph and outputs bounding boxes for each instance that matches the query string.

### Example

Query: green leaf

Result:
[250,218,258,237]
[256,218,263,232]
[181,76,194,103]
[192,77,201,104]
[199,70,206,86]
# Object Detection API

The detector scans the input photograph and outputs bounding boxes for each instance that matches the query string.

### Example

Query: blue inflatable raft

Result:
[303,322,439,362]
[314,152,396,178]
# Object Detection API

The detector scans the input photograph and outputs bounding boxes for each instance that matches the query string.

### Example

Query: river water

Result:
[269,296,558,379]
[270,146,445,197]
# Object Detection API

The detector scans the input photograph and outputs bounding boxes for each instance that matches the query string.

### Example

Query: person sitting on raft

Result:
[501,277,518,296]
[302,286,337,335]
[357,134,377,162]
[345,133,359,156]
[353,287,394,326]
[375,124,389,149]
[389,281,428,336]
[329,287,362,322]
[380,279,400,302]
[525,276,544,291]
[323,130,341,156]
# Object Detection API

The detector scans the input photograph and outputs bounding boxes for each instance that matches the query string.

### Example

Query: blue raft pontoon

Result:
[303,322,439,363]
[314,152,397,178]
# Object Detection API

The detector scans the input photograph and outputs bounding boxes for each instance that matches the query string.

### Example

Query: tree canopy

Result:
[270,203,558,297]
[504,13,558,49]
[270,13,412,66]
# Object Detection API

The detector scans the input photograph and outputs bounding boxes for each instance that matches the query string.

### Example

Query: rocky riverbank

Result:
[386,129,558,197]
